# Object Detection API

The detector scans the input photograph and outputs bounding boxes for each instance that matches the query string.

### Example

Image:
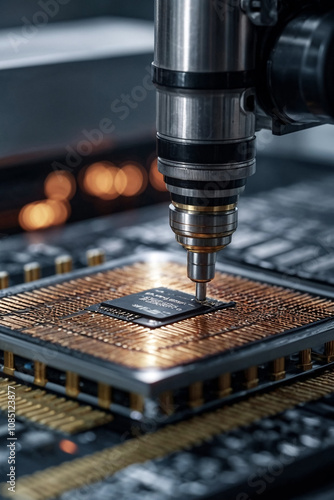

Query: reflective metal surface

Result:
[157,90,255,142]
[158,159,256,182]
[154,0,257,289]
[154,0,254,72]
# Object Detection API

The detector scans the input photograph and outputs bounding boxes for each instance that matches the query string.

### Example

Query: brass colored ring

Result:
[172,202,236,213]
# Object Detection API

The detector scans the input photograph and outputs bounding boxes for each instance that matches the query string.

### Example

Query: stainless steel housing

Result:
[154,0,254,73]
[153,0,257,294]
[157,89,255,142]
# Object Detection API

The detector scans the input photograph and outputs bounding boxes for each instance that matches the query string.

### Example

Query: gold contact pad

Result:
[0,262,333,369]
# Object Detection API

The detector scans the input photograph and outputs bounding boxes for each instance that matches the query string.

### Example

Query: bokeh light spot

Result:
[59,440,78,455]
[83,162,119,200]
[19,200,70,231]
[44,171,76,201]
[117,163,147,197]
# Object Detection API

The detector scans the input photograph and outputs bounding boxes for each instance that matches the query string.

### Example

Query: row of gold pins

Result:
[6,369,334,500]
[9,260,328,315]
[0,249,106,289]
[65,308,328,345]
[0,377,112,434]
[0,263,333,370]
[20,258,333,326]
[0,271,126,318]
[163,344,334,413]
[0,262,332,325]
[21,286,332,353]
[2,353,144,413]
[25,312,334,371]
[3,341,333,419]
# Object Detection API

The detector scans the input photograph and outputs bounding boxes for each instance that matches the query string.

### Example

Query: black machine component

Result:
[258,0,334,133]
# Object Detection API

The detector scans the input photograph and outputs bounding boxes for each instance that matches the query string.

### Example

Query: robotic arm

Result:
[152,0,334,301]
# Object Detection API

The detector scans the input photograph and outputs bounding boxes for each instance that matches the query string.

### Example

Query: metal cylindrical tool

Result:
[153,0,257,299]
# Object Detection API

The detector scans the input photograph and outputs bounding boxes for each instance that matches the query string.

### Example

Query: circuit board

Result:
[1,251,334,499]
[1,253,334,424]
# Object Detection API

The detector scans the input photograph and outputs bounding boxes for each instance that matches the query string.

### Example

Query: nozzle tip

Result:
[196,282,207,302]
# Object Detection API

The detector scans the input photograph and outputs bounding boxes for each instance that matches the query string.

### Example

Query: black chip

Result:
[87,287,235,328]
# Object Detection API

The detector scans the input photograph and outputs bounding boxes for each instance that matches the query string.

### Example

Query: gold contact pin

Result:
[34,361,47,387]
[55,255,73,275]
[189,381,204,408]
[270,357,286,381]
[218,373,232,398]
[24,262,41,283]
[66,371,80,398]
[3,352,14,376]
[87,249,106,267]
[325,341,334,362]
[299,349,313,371]
[0,271,9,290]
[244,366,259,389]
[98,383,112,410]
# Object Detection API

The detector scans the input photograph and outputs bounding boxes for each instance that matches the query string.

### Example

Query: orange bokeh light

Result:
[59,440,78,455]
[83,161,148,199]
[44,171,76,201]
[114,169,128,195]
[82,162,119,200]
[19,200,70,231]
[117,163,147,197]
[149,158,167,191]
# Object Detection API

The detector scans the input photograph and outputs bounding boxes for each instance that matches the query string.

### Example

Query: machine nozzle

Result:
[153,0,256,301]
[195,282,207,302]
[188,251,217,302]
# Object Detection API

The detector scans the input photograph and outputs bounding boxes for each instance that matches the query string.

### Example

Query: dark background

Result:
[0,0,154,27]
